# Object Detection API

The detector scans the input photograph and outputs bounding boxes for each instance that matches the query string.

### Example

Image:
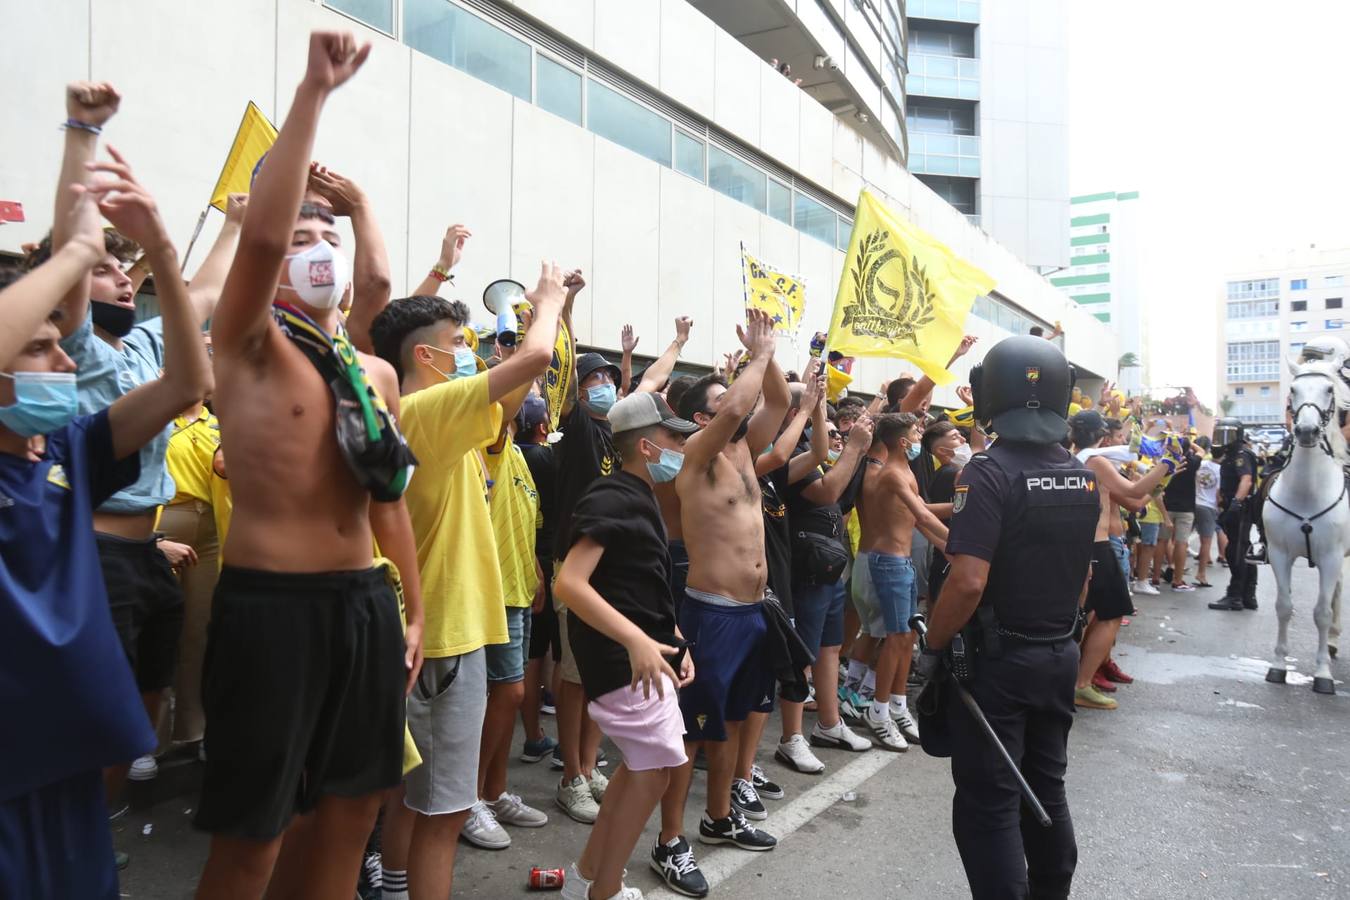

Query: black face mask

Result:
[696,410,752,443]
[91,301,136,338]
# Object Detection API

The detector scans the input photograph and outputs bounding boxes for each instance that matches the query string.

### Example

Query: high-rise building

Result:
[904,0,1070,271]
[1051,190,1147,392]
[2,0,1116,397]
[1218,246,1350,425]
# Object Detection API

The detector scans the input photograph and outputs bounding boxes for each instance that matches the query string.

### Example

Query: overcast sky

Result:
[1066,0,1350,405]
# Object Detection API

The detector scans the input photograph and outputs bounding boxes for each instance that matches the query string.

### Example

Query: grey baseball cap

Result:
[607,391,699,435]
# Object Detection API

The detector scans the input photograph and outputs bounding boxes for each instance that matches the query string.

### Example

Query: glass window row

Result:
[1225,278,1279,300]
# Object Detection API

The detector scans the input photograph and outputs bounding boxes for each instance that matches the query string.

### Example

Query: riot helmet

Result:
[1299,336,1349,367]
[970,335,1075,443]
[1212,417,1244,449]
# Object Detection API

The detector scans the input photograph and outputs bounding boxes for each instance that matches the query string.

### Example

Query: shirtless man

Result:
[1068,410,1179,710]
[195,33,425,900]
[650,310,789,893]
[854,413,950,751]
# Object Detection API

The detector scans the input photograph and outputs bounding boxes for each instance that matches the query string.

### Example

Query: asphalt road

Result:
[115,559,1349,899]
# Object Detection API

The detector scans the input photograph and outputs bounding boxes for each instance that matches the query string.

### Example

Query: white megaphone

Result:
[483,279,529,347]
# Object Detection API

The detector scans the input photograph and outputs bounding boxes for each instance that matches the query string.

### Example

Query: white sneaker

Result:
[461,800,511,849]
[128,754,158,782]
[889,704,920,744]
[866,706,908,752]
[773,733,825,774]
[488,791,548,827]
[1132,580,1159,596]
[556,775,601,824]
[560,862,592,900]
[809,719,872,752]
[587,769,609,803]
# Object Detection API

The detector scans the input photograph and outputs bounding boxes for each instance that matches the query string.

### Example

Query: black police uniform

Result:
[1218,444,1259,607]
[943,439,1099,899]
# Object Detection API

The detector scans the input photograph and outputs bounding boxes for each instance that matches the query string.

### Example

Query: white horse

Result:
[1263,360,1350,694]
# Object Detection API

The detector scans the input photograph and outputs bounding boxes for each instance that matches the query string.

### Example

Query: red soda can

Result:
[529,867,566,890]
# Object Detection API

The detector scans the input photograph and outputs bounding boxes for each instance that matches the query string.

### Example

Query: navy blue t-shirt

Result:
[0,411,156,801]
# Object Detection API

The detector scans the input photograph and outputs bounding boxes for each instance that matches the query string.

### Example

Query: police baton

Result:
[910,614,1053,828]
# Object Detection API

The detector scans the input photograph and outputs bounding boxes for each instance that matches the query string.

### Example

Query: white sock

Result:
[890,694,908,710]
[382,868,408,900]
[870,699,889,718]
[846,659,868,688]
[861,669,877,693]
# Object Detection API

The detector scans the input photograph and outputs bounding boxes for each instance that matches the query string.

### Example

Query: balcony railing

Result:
[905,52,979,100]
[907,0,980,24]
[906,131,980,177]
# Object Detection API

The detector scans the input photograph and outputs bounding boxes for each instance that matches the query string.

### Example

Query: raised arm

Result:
[486,262,565,405]
[411,224,471,298]
[902,335,977,413]
[558,269,586,418]
[184,193,246,326]
[211,32,371,354]
[636,316,692,394]
[1090,453,1173,501]
[308,164,390,353]
[682,310,775,469]
[0,187,105,367]
[746,345,790,456]
[619,324,638,398]
[53,81,121,336]
[800,413,872,503]
[94,155,213,459]
[757,362,824,477]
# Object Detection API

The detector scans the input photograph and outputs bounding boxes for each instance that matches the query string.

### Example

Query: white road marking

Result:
[646,748,906,898]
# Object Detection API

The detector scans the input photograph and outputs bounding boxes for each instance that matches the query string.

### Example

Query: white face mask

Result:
[952,444,973,468]
[279,239,349,310]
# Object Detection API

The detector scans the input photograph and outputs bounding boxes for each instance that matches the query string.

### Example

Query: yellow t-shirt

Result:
[485,441,541,609]
[1140,494,1165,525]
[399,373,506,658]
[165,409,234,552]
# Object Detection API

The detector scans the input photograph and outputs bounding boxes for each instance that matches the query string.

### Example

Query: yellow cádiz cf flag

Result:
[741,245,805,334]
[826,191,994,385]
[543,318,574,433]
[209,102,277,211]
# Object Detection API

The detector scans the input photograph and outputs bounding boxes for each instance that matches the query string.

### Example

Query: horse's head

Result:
[1288,365,1338,448]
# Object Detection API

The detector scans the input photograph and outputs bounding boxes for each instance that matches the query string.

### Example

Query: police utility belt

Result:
[945,607,1085,683]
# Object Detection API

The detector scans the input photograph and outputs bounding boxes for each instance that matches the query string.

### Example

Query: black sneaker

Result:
[651,835,709,898]
[730,778,767,821]
[698,810,777,851]
[751,764,784,800]
[1162,566,1174,584]
[1208,595,1244,611]
[356,852,383,900]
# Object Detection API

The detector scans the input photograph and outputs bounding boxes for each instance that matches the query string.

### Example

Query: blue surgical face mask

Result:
[0,371,79,437]
[647,445,685,483]
[452,346,478,379]
[906,441,922,462]
[827,448,842,464]
[586,383,617,414]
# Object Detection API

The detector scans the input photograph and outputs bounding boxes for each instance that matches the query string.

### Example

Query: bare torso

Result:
[1086,456,1121,541]
[857,458,918,557]
[654,481,683,542]
[677,441,766,603]
[213,325,376,572]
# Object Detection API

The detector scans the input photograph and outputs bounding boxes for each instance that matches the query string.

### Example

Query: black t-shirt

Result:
[929,462,959,505]
[552,401,619,560]
[1163,452,1203,513]
[909,450,935,502]
[565,471,676,699]
[1219,447,1257,507]
[519,442,558,560]
[761,466,794,616]
[786,459,841,541]
[947,441,1079,562]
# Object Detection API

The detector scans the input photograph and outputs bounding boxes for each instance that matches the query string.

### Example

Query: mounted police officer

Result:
[1208,417,1260,611]
[919,336,1099,899]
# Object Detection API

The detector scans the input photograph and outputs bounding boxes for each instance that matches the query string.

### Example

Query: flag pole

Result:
[180,208,210,273]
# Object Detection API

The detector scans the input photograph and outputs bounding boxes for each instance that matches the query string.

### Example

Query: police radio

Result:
[948,632,974,683]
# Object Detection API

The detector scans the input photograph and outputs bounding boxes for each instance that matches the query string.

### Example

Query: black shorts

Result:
[528,557,561,662]
[96,533,185,693]
[195,566,406,840]
[1086,540,1132,621]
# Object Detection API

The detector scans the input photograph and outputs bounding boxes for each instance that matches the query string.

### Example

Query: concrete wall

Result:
[1,0,1113,402]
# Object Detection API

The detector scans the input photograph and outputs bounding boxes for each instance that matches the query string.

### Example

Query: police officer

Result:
[1208,417,1260,611]
[921,336,1099,899]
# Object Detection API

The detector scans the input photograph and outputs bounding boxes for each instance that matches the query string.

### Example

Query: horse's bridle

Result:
[1287,370,1337,457]
[1273,369,1346,565]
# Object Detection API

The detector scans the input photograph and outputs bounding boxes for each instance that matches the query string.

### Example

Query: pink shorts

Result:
[587,677,688,772]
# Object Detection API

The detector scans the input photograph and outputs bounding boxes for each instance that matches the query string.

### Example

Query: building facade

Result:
[1218,246,1350,425]
[1,0,1115,401]
[1051,190,1146,392]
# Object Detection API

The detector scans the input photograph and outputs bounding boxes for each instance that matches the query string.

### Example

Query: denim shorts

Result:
[853,552,917,638]
[485,606,532,684]
[1138,523,1161,547]
[1108,534,1131,581]
[791,581,846,654]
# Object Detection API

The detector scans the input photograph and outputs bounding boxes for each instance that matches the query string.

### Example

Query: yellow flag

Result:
[741,246,805,334]
[543,318,574,433]
[209,102,277,211]
[826,191,994,385]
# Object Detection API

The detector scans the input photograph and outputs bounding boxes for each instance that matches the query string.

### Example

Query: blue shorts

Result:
[854,552,917,638]
[1108,534,1131,581]
[1138,523,1160,547]
[678,590,775,741]
[485,607,532,684]
[792,581,845,654]
[0,770,118,899]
